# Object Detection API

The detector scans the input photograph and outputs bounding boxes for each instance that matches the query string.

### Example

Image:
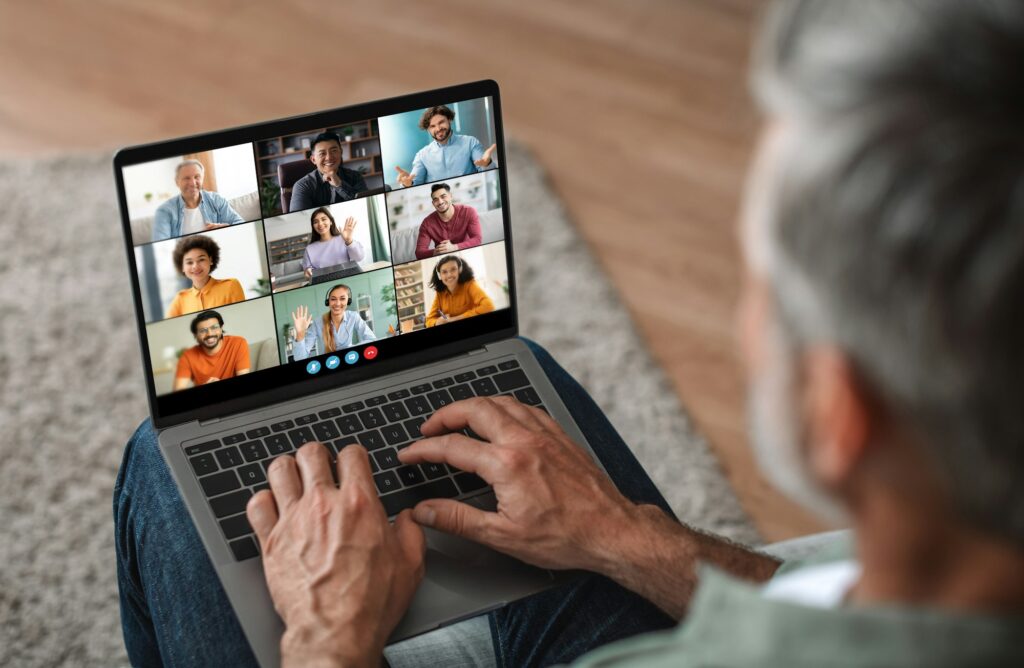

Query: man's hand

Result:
[341,216,357,245]
[204,222,230,231]
[395,166,414,188]
[399,397,782,619]
[291,306,313,341]
[203,376,220,384]
[322,170,343,187]
[434,240,455,254]
[304,267,313,280]
[474,143,497,168]
[247,443,426,668]
[398,397,638,573]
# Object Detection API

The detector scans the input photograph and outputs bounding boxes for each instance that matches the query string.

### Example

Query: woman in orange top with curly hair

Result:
[425,255,494,327]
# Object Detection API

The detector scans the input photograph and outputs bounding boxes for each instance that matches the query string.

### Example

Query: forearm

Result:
[594,504,780,620]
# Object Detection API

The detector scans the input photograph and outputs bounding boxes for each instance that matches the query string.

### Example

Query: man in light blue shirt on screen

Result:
[152,160,245,241]
[395,104,497,187]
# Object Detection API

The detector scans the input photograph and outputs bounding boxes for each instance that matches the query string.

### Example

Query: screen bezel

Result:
[113,80,518,429]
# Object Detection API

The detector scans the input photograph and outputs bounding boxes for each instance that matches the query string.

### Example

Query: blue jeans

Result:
[114,339,677,667]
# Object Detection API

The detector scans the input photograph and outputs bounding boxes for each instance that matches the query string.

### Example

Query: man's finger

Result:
[295,441,335,490]
[490,395,547,432]
[412,499,494,544]
[398,433,499,479]
[394,509,427,565]
[247,490,279,547]
[420,397,519,443]
[336,443,375,495]
[395,165,408,175]
[267,455,302,509]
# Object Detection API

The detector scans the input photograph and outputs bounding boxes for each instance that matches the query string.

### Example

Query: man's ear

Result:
[802,346,873,489]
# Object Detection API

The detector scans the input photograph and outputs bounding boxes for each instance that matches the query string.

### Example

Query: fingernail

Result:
[414,505,436,526]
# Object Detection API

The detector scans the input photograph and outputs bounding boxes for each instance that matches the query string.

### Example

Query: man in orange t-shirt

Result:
[173,310,251,391]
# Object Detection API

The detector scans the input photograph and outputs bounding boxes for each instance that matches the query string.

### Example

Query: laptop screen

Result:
[115,81,515,428]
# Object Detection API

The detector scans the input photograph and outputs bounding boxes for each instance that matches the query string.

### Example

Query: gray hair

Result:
[753,1,1024,543]
[175,159,204,178]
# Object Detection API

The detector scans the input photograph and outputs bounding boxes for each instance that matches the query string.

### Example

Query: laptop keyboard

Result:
[182,359,545,562]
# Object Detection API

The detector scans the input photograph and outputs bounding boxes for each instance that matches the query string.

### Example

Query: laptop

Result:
[311,260,362,284]
[114,80,606,667]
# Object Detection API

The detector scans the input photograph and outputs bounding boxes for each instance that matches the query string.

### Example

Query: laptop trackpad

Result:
[390,492,558,641]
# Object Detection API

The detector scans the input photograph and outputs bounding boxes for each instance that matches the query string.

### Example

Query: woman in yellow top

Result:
[165,234,245,318]
[425,255,494,327]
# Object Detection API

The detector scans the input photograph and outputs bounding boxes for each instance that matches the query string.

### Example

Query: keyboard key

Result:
[189,453,218,476]
[374,471,401,494]
[210,489,251,517]
[185,440,220,457]
[372,448,401,470]
[295,413,318,425]
[238,463,266,485]
[288,426,315,448]
[357,430,386,451]
[335,415,362,435]
[382,402,409,422]
[240,441,268,463]
[411,383,432,394]
[200,470,241,497]
[454,472,489,494]
[220,514,252,540]
[253,483,270,494]
[365,395,387,406]
[265,433,291,455]
[229,536,259,561]
[403,417,427,439]
[318,407,341,419]
[432,377,455,388]
[476,365,498,376]
[396,465,425,487]
[454,371,476,383]
[514,387,542,406]
[421,462,448,479]
[387,389,411,401]
[382,424,407,446]
[246,427,270,439]
[379,479,460,517]
[404,396,432,416]
[494,370,529,392]
[358,408,386,429]
[498,360,521,370]
[215,446,244,469]
[342,401,365,413]
[223,433,246,445]
[426,389,454,410]
[313,421,341,442]
[471,378,498,396]
[450,383,474,401]
[370,457,380,473]
[270,420,294,433]
[333,436,359,452]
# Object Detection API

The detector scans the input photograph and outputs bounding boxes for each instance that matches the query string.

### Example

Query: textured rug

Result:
[0,143,757,666]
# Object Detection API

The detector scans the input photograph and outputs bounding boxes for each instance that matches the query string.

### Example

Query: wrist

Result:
[281,626,381,668]
[591,502,696,584]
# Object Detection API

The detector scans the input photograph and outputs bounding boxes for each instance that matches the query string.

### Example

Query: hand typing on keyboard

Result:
[399,396,645,574]
[246,442,425,667]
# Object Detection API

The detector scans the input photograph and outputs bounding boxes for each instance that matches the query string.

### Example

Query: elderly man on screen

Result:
[153,159,245,241]
[115,2,1024,666]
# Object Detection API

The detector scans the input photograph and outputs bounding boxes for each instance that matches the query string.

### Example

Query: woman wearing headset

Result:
[290,284,375,360]
[425,255,494,327]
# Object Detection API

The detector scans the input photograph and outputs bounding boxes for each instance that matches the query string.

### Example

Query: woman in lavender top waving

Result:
[301,206,365,279]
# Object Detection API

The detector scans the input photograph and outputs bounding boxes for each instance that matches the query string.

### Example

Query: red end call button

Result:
[363,345,378,360]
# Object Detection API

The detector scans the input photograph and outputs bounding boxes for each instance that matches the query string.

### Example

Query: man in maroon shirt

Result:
[414,183,484,259]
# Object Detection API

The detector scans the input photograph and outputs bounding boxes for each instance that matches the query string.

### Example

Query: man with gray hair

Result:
[152,159,245,241]
[115,1,1024,665]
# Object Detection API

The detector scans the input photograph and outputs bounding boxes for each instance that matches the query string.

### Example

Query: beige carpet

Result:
[0,143,757,666]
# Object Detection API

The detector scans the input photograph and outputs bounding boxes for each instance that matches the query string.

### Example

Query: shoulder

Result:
[156,197,178,213]
[293,170,317,188]
[224,335,249,350]
[203,190,227,203]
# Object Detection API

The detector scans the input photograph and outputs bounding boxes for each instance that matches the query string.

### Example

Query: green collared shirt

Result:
[573,541,1024,667]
